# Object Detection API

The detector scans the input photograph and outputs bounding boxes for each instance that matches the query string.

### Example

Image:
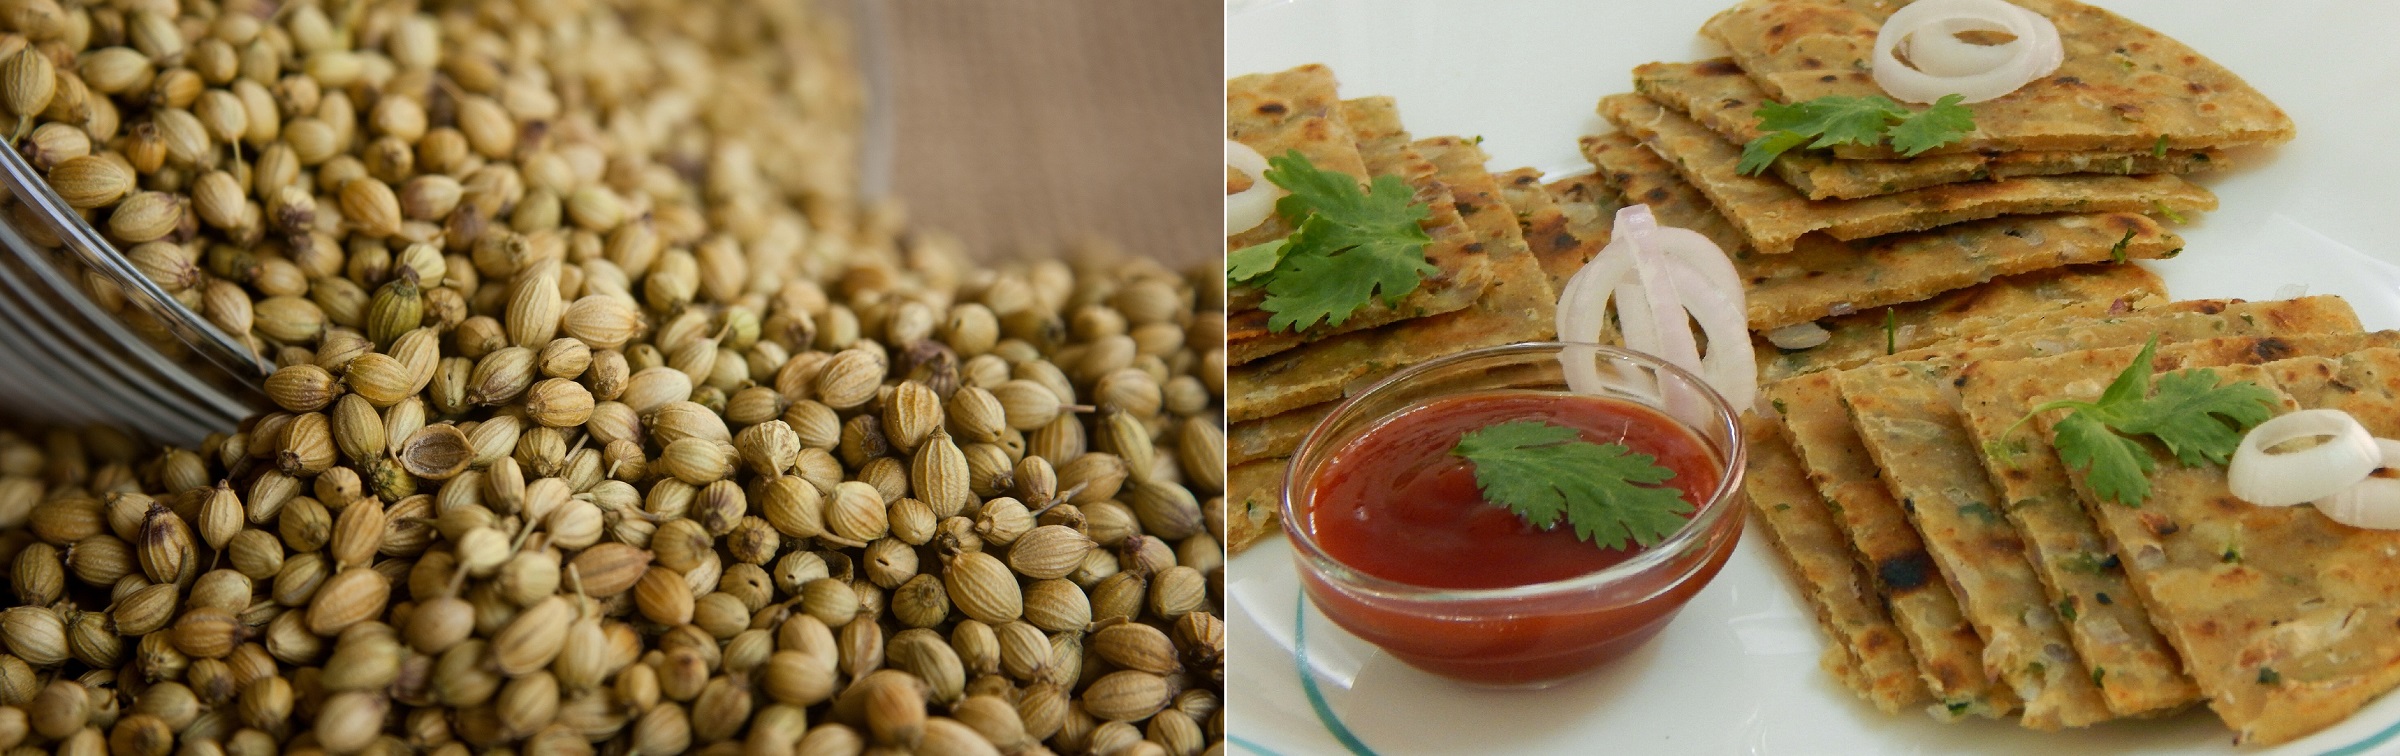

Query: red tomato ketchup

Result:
[1291,390,1744,687]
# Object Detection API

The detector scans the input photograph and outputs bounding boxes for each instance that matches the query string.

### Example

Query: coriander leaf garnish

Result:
[2008,336,2278,506]
[2108,228,2135,263]
[1885,95,1975,155]
[1225,151,1437,332]
[1735,131,1812,176]
[1737,94,1976,176]
[1225,239,1287,283]
[1451,420,1693,550]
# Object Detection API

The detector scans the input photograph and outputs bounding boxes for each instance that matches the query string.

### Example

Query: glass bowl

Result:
[1280,342,1748,688]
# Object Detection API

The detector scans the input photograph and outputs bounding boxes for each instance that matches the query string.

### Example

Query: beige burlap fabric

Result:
[886,0,1220,266]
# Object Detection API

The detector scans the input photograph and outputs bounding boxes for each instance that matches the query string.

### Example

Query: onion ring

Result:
[1872,0,2063,104]
[1226,140,1277,236]
[2227,409,2382,507]
[1552,204,1755,412]
[2314,439,2400,530]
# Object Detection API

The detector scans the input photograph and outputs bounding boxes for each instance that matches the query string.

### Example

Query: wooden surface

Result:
[884,0,1221,267]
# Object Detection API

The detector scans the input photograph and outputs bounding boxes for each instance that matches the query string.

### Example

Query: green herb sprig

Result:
[1451,420,1693,550]
[1226,151,1436,333]
[2007,337,2278,506]
[1737,94,1976,176]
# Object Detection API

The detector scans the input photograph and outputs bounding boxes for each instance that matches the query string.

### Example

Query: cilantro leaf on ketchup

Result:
[1451,420,1693,550]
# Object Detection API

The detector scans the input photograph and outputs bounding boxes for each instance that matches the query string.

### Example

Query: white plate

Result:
[1225,1,2400,753]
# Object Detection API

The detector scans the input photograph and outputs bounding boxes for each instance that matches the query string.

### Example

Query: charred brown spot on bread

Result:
[1696,59,1745,77]
[2250,337,2294,362]
[1256,102,1287,116]
[1819,74,1838,83]
[1877,551,1938,592]
[2194,300,2226,315]
[1644,187,1670,202]
[2138,511,2180,536]
[1552,232,1578,250]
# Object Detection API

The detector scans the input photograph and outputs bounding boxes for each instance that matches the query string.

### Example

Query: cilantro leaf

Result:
[1226,239,1287,284]
[1736,130,1810,176]
[1885,95,1975,156]
[1242,152,1436,332]
[2054,412,2156,506]
[1737,94,1976,175]
[2015,337,2279,506]
[1758,95,1907,149]
[2106,368,2277,467]
[1451,420,1693,551]
[1261,235,1437,332]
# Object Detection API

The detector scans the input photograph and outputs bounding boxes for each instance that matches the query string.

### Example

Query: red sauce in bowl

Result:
[1307,392,1722,590]
[1291,390,1741,687]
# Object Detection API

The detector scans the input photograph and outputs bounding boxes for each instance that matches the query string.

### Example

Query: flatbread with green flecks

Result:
[1597,93,2217,254]
[1744,414,1933,715]
[1228,136,1548,423]
[1228,93,1494,365]
[2007,346,2400,745]
[1757,266,2166,383]
[1633,59,2224,200]
[1699,0,2296,158]
[1582,129,2181,331]
[1768,373,2017,718]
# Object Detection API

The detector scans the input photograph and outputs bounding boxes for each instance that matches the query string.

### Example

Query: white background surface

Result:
[1225,1,2400,753]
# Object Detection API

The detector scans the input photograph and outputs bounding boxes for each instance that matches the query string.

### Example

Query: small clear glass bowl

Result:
[1280,342,1749,688]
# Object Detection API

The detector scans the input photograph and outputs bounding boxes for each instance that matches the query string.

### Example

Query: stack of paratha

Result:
[1226,65,1585,553]
[1746,281,2400,744]
[1580,0,2293,363]
[1576,0,2400,742]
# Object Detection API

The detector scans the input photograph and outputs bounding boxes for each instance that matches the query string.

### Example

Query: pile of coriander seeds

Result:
[0,0,1229,755]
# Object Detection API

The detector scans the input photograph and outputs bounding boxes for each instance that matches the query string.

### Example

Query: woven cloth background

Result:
[884,0,1220,267]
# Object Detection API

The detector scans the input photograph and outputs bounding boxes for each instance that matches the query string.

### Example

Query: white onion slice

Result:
[2228,409,2382,507]
[1872,0,2064,104]
[1656,256,1755,412]
[2314,439,2400,529]
[1765,322,1832,350]
[1226,140,1277,236]
[1553,204,1755,414]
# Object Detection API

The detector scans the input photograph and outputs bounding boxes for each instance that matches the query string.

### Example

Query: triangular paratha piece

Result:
[1228,139,1549,423]
[1758,267,2165,382]
[1597,94,2216,254]
[1833,305,2373,722]
[1744,414,1934,714]
[2011,346,2400,744]
[1634,59,2224,200]
[1699,0,2295,158]
[1582,129,2181,331]
[1228,93,1496,365]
